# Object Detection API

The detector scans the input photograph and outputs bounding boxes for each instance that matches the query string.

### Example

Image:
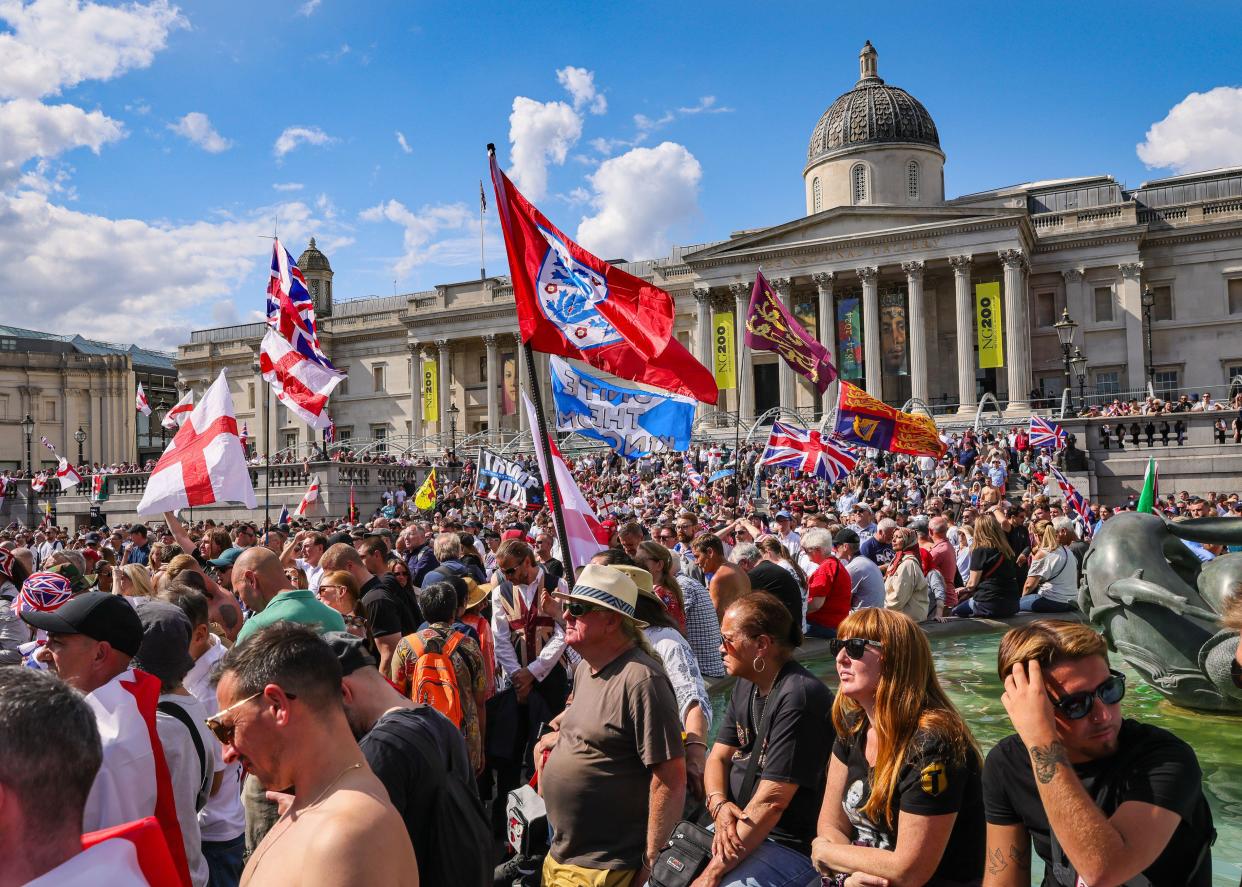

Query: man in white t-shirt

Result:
[281,530,327,594]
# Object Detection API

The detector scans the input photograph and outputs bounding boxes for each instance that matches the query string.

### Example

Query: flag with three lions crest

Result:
[488,146,718,404]
[831,381,946,458]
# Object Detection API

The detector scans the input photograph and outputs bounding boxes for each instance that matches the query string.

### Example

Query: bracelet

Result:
[684,739,708,749]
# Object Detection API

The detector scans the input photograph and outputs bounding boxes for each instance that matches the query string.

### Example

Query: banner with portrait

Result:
[475,447,544,510]
[712,312,736,391]
[835,296,864,380]
[879,289,909,377]
[975,281,1004,369]
[500,353,517,416]
[422,359,438,422]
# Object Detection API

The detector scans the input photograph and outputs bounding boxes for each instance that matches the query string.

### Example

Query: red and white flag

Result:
[135,383,151,417]
[137,370,257,514]
[57,457,82,491]
[30,472,48,493]
[522,391,603,572]
[295,474,321,515]
[162,391,194,430]
[260,331,343,429]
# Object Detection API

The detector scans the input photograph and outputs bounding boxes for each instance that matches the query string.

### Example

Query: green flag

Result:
[1137,457,1158,513]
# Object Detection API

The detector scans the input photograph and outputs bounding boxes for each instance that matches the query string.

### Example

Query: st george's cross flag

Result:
[56,457,82,491]
[296,475,321,515]
[1029,415,1067,450]
[260,238,345,429]
[162,391,194,430]
[761,421,858,482]
[137,370,257,515]
[135,382,151,416]
[523,391,604,572]
[489,147,718,404]
[29,472,48,493]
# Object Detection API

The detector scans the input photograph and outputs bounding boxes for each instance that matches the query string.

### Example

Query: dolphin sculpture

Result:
[1082,512,1242,713]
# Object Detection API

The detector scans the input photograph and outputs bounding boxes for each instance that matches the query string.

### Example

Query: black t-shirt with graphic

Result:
[983,719,1214,887]
[831,720,985,884]
[717,660,835,853]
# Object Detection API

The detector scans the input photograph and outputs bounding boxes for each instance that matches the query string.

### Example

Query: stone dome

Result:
[298,237,332,273]
[806,41,940,164]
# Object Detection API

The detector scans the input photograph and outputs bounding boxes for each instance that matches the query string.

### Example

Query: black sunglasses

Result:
[1050,670,1126,720]
[1231,658,1242,691]
[565,600,603,618]
[830,637,883,660]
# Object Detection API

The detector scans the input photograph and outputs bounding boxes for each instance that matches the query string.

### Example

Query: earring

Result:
[753,656,766,673]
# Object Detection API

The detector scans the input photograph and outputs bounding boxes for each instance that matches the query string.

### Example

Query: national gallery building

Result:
[177,42,1242,454]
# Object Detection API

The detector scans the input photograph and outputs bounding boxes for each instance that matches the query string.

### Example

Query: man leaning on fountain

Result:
[980,620,1215,887]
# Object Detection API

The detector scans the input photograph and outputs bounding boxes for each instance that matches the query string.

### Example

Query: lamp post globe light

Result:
[155,400,169,449]
[447,402,460,454]
[1070,348,1088,413]
[74,426,87,466]
[1053,308,1079,414]
[20,414,34,475]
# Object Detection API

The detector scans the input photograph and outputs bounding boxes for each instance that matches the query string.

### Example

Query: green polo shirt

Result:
[235,589,346,645]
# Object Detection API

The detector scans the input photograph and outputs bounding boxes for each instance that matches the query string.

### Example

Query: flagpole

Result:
[479,179,486,281]
[263,383,271,530]
[521,339,576,578]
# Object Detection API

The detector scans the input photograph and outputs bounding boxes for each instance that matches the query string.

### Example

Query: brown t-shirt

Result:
[541,644,684,869]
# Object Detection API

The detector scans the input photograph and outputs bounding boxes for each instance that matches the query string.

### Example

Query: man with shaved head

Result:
[232,545,345,646]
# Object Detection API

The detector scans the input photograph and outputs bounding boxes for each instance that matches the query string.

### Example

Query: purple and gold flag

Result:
[743,271,837,393]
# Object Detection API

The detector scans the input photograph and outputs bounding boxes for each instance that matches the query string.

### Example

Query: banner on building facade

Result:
[422,359,438,422]
[501,353,517,415]
[475,447,544,510]
[879,290,909,377]
[975,281,1004,369]
[712,313,736,391]
[835,296,864,380]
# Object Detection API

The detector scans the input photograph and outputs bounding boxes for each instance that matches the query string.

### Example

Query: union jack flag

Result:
[267,237,336,371]
[39,435,57,453]
[761,421,857,482]
[1029,416,1067,449]
[1051,466,1095,536]
[325,419,335,444]
[684,460,704,489]
[277,503,290,526]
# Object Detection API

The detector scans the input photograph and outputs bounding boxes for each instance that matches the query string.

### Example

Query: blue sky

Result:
[5,0,1242,349]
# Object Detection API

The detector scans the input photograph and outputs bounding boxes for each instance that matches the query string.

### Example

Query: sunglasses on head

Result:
[564,600,603,618]
[830,637,883,660]
[1050,670,1126,720]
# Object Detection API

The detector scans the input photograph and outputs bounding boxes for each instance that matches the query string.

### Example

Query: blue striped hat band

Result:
[571,583,636,618]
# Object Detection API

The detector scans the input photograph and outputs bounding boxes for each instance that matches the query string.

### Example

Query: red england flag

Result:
[135,382,152,416]
[260,330,342,429]
[30,472,48,493]
[162,391,194,430]
[56,457,82,491]
[137,370,257,514]
[489,148,718,404]
[295,474,321,515]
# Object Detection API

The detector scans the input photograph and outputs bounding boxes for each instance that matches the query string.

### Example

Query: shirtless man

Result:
[692,532,751,619]
[209,623,418,886]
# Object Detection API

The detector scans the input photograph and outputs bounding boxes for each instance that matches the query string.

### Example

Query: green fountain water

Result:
[709,631,1241,886]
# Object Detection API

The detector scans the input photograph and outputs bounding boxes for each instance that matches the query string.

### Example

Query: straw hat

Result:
[559,563,647,628]
[611,564,661,606]
[465,578,493,611]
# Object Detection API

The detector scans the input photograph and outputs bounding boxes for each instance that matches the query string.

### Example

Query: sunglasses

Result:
[500,565,522,577]
[1050,670,1126,720]
[830,637,883,660]
[564,600,603,618]
[205,691,264,745]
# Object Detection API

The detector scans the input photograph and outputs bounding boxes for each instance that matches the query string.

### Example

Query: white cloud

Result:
[273,125,336,159]
[395,131,412,154]
[318,43,350,62]
[297,0,321,15]
[576,141,701,261]
[677,95,733,115]
[169,111,232,153]
[0,0,187,101]
[360,199,492,278]
[1137,86,1242,173]
[0,99,125,182]
[556,66,606,115]
[272,182,304,191]
[125,99,151,115]
[507,96,582,200]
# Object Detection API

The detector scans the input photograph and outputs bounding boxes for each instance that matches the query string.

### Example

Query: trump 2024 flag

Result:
[137,370,256,514]
[489,146,717,404]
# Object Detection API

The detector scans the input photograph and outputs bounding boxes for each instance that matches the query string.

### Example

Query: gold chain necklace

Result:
[247,762,364,875]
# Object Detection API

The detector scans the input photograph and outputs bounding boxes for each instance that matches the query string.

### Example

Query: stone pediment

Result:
[684,205,1025,268]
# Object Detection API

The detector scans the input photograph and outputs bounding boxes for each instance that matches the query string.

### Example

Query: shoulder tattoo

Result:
[1029,741,1069,784]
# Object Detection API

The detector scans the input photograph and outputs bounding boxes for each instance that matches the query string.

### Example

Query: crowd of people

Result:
[0,426,1238,887]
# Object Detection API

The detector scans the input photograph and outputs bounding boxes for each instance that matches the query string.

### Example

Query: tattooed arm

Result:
[981,823,1029,887]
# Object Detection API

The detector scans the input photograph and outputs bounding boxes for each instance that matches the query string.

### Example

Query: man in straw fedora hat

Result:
[535,563,686,887]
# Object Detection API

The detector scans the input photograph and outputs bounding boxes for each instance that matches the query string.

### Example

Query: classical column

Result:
[516,335,528,434]
[437,339,451,432]
[484,334,500,442]
[812,272,836,416]
[902,261,928,404]
[730,282,753,421]
[857,266,881,398]
[1118,262,1146,392]
[771,277,795,412]
[406,341,422,447]
[950,256,976,413]
[692,287,715,419]
[252,350,265,459]
[1000,249,1032,411]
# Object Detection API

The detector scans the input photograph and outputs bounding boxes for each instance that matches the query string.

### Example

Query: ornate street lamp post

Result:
[1053,308,1079,415]
[1141,287,1156,395]
[1071,348,1088,415]
[447,402,459,455]
[155,400,169,449]
[74,426,87,466]
[20,414,34,476]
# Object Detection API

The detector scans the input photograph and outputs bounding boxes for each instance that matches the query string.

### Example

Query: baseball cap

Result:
[133,599,195,685]
[832,528,860,546]
[324,630,377,676]
[501,529,526,541]
[20,591,143,656]
[208,547,244,568]
[775,510,792,519]
[85,532,102,544]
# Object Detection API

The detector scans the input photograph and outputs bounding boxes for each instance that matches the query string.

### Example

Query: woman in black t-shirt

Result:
[812,608,985,886]
[951,513,1021,618]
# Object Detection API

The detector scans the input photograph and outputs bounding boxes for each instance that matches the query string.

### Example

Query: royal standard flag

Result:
[414,468,437,511]
[832,381,946,458]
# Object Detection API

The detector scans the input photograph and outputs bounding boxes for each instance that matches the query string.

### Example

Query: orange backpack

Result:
[404,630,466,728]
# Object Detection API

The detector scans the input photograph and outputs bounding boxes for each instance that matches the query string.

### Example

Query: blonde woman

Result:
[116,563,154,599]
[951,513,1020,618]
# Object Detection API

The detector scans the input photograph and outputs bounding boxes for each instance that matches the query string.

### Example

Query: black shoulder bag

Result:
[649,677,782,887]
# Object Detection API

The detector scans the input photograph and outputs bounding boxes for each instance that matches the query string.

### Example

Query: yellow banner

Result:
[975,281,1004,369]
[422,359,438,422]
[712,312,736,390]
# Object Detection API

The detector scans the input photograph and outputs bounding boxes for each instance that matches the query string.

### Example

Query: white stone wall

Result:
[804,143,945,214]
